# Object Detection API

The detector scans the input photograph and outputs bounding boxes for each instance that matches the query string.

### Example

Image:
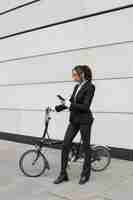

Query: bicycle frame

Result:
[42,107,52,139]
[39,107,61,147]
[19,95,111,177]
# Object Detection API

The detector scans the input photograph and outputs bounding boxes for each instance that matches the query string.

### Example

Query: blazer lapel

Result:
[74,81,88,102]
[75,80,89,96]
[69,84,79,102]
[69,81,91,103]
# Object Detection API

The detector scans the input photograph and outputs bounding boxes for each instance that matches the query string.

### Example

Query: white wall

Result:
[0,0,132,37]
[0,0,133,149]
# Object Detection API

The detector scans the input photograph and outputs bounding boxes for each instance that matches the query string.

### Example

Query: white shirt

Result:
[65,80,88,108]
[74,80,88,102]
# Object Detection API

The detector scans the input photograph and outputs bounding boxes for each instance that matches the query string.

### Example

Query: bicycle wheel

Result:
[91,146,111,172]
[19,149,50,177]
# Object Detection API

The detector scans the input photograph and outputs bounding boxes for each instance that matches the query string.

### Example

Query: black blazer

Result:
[55,80,95,124]
[69,80,95,124]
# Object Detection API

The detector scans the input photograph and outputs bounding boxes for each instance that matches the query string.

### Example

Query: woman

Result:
[54,65,95,185]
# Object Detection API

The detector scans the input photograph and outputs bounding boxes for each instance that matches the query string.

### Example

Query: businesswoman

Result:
[54,65,95,185]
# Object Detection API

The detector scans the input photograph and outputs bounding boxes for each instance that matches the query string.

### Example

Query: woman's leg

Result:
[79,120,93,178]
[53,122,80,184]
[60,122,80,174]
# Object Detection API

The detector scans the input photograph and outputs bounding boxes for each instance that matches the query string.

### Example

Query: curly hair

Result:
[72,65,92,81]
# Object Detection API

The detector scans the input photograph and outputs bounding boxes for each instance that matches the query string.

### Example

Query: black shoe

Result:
[78,175,90,185]
[53,172,69,184]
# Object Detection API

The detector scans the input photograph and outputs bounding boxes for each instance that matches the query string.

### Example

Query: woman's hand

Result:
[55,104,68,112]
[64,99,71,108]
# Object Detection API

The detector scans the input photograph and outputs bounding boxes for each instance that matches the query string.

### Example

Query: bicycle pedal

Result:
[45,161,50,170]
[46,164,50,170]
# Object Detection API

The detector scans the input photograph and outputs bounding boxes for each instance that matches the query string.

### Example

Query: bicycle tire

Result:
[91,146,111,172]
[19,149,50,177]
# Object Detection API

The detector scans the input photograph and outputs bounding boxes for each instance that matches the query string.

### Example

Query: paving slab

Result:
[0,140,132,199]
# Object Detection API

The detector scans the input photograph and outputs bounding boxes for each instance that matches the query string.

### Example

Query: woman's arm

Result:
[69,84,95,112]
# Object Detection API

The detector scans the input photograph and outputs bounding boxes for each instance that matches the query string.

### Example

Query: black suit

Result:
[56,80,95,177]
[69,80,95,124]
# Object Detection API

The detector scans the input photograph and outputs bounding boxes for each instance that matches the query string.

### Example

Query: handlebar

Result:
[44,94,67,113]
[45,107,55,113]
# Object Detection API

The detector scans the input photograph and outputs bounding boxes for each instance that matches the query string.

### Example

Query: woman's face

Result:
[72,70,81,82]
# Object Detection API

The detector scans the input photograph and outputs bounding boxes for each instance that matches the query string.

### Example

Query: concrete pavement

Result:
[0,140,132,199]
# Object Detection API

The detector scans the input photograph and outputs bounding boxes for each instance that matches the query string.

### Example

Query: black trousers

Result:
[60,119,93,177]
